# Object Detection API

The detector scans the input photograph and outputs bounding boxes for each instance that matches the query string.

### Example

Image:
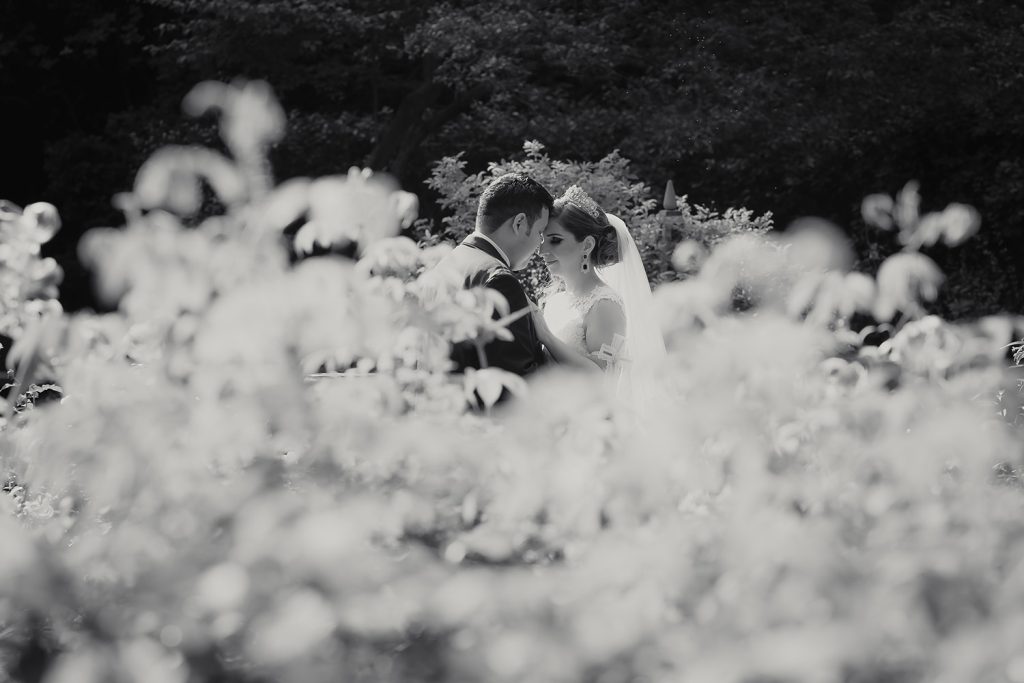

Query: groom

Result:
[430,172,553,377]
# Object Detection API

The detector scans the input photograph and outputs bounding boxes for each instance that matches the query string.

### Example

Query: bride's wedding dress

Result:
[542,283,624,361]
[544,213,666,409]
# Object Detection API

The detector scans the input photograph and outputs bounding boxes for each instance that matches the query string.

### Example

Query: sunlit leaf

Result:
[861,193,894,230]
[463,366,527,409]
[939,203,981,247]
[874,251,944,321]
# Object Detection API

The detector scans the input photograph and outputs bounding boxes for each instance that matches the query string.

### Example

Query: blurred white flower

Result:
[874,252,945,321]
[894,180,922,236]
[887,315,961,376]
[391,190,420,229]
[783,218,853,273]
[133,146,247,215]
[841,272,877,318]
[183,80,285,159]
[42,648,112,683]
[292,259,398,373]
[787,271,875,325]
[254,176,311,232]
[5,77,1023,683]
[246,589,336,665]
[486,630,542,678]
[866,184,978,253]
[655,279,726,334]
[294,168,414,254]
[191,276,294,375]
[21,256,63,300]
[861,193,895,230]
[939,203,981,247]
[118,639,187,683]
[900,202,979,251]
[774,422,805,456]
[425,573,491,627]
[819,356,867,393]
[0,516,37,584]
[418,242,454,270]
[356,236,422,279]
[786,271,834,324]
[908,211,946,249]
[671,239,708,272]
[954,314,1021,366]
[464,367,528,409]
[195,562,250,612]
[702,233,787,295]
[22,201,62,243]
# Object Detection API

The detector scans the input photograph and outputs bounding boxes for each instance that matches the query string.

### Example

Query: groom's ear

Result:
[510,212,528,235]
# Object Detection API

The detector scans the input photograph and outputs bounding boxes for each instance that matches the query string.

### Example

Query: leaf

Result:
[839,272,877,318]
[463,367,527,410]
[874,252,945,321]
[861,193,894,230]
[257,177,310,233]
[939,203,981,247]
[671,240,708,272]
[894,180,921,239]
[22,202,62,243]
[133,146,246,215]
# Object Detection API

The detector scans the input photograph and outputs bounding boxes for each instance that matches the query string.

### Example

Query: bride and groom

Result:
[432,172,665,402]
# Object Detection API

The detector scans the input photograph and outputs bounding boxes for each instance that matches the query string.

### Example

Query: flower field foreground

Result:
[3,81,1024,683]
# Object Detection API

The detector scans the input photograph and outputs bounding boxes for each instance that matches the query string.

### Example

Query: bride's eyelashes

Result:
[546,235,563,245]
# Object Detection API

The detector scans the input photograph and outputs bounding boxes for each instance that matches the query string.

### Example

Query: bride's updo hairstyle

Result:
[552,186,621,267]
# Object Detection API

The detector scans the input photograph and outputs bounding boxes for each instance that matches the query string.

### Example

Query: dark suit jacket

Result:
[431,234,547,377]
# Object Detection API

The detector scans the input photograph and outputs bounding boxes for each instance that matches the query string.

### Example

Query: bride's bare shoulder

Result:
[593,284,623,305]
[584,296,625,330]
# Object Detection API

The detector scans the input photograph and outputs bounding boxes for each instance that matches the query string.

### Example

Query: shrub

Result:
[2,81,1024,683]
[424,141,774,298]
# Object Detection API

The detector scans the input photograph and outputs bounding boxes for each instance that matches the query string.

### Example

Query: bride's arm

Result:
[582,300,627,370]
[531,304,602,373]
[531,300,626,372]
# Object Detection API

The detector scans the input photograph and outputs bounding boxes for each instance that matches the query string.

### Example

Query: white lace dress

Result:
[542,284,625,361]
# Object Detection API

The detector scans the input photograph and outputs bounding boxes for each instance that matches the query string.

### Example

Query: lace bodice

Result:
[542,284,624,357]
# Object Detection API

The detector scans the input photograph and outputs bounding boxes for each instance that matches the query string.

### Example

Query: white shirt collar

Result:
[471,231,511,268]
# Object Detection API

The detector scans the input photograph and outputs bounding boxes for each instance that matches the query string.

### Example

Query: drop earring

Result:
[581,252,590,272]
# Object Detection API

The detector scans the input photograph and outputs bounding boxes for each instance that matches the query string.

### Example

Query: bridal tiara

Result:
[560,185,605,223]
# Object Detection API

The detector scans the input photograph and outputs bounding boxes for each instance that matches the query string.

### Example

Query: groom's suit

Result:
[433,233,547,377]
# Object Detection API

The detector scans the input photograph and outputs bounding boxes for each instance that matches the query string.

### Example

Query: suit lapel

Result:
[462,234,510,269]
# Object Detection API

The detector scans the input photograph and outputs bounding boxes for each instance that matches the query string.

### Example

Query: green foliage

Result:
[3,80,1024,683]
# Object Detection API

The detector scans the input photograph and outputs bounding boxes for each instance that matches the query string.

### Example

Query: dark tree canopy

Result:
[2,0,1022,315]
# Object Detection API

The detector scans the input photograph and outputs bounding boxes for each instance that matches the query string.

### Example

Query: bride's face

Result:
[540,219,590,278]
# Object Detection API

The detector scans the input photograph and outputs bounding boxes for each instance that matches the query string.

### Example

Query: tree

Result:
[4,0,1023,315]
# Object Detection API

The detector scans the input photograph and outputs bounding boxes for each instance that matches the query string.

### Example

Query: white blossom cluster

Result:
[2,81,1023,683]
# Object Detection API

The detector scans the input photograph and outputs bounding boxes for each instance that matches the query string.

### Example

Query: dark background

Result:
[3,0,1022,318]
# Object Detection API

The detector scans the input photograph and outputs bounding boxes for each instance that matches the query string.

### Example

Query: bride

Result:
[531,185,666,401]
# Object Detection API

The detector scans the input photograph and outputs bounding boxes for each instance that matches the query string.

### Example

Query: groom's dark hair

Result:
[476,173,554,234]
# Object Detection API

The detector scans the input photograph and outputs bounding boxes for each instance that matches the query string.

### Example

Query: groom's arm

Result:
[483,271,543,376]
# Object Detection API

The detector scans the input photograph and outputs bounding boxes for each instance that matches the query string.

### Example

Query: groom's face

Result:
[512,206,549,269]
